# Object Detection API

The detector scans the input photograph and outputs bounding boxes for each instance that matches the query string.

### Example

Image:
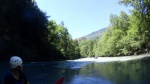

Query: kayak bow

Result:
[55,77,64,84]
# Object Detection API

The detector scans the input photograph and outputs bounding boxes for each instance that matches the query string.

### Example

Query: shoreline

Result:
[71,53,150,62]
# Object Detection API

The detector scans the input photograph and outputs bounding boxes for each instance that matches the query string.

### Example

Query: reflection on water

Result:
[70,75,112,84]
[79,57,150,84]
[0,57,150,84]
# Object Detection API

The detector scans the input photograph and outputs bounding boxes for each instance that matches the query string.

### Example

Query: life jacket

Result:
[4,70,28,84]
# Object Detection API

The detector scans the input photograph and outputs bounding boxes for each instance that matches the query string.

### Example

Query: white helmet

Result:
[10,56,23,69]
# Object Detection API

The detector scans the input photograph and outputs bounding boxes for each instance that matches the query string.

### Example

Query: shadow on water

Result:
[0,57,150,84]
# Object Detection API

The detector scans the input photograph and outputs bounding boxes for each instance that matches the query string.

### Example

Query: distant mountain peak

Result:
[76,27,107,41]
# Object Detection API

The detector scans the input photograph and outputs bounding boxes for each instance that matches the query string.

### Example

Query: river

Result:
[0,57,150,84]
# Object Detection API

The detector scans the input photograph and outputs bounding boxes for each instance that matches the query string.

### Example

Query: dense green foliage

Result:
[47,20,81,59]
[0,0,80,61]
[78,0,150,57]
[1,0,150,60]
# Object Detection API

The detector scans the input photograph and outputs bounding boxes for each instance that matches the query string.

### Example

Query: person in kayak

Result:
[4,56,29,84]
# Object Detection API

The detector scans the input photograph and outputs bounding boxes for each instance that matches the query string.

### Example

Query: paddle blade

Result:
[55,77,64,84]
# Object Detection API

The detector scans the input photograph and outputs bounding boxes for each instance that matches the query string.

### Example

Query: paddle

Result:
[55,77,64,84]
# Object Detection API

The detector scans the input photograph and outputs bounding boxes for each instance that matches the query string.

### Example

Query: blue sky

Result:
[35,0,131,39]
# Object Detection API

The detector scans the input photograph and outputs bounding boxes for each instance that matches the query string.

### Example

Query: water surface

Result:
[0,57,150,84]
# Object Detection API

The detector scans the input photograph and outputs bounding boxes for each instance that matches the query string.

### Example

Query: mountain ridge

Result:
[76,27,107,40]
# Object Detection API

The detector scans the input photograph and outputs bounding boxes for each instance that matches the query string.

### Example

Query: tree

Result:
[0,0,65,61]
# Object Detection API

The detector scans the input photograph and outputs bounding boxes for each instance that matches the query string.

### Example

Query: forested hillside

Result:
[1,0,150,60]
[0,0,80,61]
[78,0,150,57]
